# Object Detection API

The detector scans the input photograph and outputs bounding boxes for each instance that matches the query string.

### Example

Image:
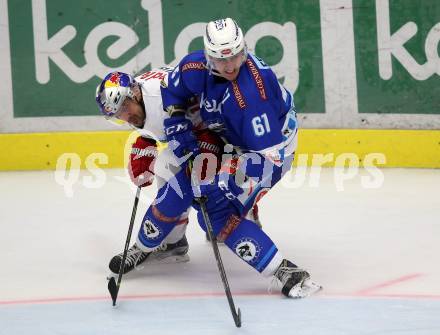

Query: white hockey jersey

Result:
[134,66,202,141]
[134,67,172,141]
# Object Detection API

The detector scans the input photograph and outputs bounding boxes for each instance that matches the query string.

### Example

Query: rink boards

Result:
[1,129,440,170]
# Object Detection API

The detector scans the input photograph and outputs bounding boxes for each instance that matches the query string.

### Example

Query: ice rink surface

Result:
[1,168,439,334]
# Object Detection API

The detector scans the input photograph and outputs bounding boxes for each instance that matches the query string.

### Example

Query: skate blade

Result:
[288,279,322,299]
[145,253,190,265]
[105,255,190,280]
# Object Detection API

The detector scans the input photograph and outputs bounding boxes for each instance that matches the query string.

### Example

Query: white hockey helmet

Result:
[203,18,247,60]
[95,71,135,118]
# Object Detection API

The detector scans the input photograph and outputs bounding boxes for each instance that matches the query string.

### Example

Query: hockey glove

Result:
[191,129,224,181]
[128,136,158,187]
[164,115,199,159]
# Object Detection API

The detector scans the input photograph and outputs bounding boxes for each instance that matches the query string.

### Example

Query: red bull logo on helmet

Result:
[103,71,132,89]
[104,72,123,88]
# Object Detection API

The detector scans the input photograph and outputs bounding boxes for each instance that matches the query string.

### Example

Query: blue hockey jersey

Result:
[161,50,298,165]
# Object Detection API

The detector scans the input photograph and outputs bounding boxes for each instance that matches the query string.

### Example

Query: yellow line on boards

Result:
[0,129,439,170]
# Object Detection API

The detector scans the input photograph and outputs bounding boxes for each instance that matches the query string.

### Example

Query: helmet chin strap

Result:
[127,89,146,129]
[205,48,248,79]
[138,102,147,129]
[203,53,218,77]
[206,63,223,77]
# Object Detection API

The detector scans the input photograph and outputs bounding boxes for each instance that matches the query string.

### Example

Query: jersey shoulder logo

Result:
[246,59,267,100]
[231,80,246,109]
[181,62,206,72]
[138,70,167,81]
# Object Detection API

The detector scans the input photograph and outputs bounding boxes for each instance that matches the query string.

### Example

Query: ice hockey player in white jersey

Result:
[95,68,226,275]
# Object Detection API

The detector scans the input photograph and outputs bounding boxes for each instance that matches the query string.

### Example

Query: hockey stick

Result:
[195,196,242,327]
[108,186,142,306]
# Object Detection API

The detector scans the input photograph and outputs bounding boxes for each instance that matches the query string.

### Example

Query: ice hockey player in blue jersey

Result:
[161,18,321,298]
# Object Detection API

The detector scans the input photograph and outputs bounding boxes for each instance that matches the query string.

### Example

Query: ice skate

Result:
[108,235,189,276]
[272,259,322,298]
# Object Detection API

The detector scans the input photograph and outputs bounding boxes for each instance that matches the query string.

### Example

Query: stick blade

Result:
[234,307,242,327]
[107,277,119,306]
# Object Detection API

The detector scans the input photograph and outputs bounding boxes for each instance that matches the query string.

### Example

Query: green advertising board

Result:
[7,0,324,118]
[354,0,440,115]
[0,0,439,132]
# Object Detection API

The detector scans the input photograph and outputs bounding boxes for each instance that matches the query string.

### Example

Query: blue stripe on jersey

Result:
[279,83,294,112]
[256,244,278,272]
